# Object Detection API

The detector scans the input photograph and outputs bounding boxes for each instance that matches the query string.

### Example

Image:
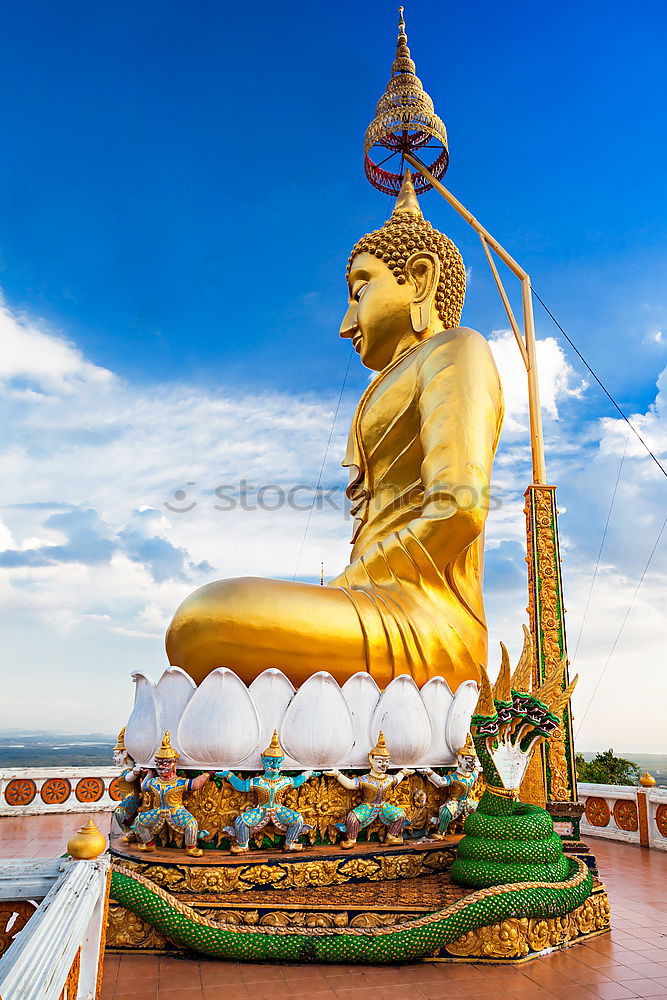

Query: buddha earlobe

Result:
[406,250,440,334]
[410,300,431,334]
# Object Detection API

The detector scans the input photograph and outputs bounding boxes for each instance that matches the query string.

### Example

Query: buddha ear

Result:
[406,251,441,334]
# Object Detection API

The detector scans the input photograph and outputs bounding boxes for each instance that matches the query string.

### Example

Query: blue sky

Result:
[1,0,666,750]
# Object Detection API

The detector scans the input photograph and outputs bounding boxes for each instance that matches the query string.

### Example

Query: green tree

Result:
[576,749,641,786]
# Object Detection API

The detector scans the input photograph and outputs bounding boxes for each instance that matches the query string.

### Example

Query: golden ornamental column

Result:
[523,485,578,806]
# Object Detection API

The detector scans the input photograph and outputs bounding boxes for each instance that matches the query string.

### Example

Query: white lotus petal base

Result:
[124,666,478,771]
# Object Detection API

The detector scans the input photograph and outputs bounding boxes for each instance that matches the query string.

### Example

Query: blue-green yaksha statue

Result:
[217,730,318,853]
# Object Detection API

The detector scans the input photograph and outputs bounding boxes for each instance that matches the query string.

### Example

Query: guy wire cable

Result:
[292,345,355,581]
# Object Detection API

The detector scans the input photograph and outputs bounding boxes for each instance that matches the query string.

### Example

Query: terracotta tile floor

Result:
[0,810,112,858]
[3,815,667,1000]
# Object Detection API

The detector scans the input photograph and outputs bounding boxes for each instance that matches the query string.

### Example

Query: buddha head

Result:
[368,730,392,775]
[154,730,179,780]
[260,730,285,778]
[341,170,465,371]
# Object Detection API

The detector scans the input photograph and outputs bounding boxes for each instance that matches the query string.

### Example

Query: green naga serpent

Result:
[110,630,592,962]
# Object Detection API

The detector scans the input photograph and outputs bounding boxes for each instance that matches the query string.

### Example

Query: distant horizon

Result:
[0,728,664,760]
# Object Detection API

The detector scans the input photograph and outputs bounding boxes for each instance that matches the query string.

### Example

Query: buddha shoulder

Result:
[415,327,497,367]
[413,327,501,390]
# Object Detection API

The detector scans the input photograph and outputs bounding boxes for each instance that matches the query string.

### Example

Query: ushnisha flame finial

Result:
[364,7,449,196]
[392,169,423,217]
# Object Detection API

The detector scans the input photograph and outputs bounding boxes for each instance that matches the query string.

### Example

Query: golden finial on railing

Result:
[67,820,107,860]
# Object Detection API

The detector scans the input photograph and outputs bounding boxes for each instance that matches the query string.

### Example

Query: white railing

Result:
[579,782,667,850]
[0,768,119,817]
[0,855,110,999]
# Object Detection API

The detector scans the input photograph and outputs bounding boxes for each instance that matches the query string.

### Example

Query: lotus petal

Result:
[281,671,354,768]
[370,675,431,766]
[341,672,381,767]
[124,672,163,766]
[155,667,197,762]
[245,669,298,770]
[177,667,261,767]
[445,679,480,759]
[420,676,456,765]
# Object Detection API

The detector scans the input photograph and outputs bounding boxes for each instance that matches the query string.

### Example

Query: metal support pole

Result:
[404,151,547,485]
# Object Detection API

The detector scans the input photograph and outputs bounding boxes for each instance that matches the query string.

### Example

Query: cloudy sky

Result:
[1,1,665,751]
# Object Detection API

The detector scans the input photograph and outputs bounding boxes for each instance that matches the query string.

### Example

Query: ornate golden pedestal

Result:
[108,834,460,950]
[438,880,610,963]
[107,834,609,962]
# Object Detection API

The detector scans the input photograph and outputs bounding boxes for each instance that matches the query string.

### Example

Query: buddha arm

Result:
[341,329,502,579]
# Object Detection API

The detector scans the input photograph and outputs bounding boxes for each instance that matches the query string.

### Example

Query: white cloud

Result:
[489,329,587,433]
[0,295,113,393]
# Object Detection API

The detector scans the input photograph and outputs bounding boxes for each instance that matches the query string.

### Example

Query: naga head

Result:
[471,626,577,796]
[341,171,466,371]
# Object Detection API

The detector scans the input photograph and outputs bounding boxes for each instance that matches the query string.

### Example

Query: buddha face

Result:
[341,251,439,371]
[113,748,127,768]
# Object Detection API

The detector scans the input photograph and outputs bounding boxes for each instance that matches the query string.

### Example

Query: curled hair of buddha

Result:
[348,170,466,331]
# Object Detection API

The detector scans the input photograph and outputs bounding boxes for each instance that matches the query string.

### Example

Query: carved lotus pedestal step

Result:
[109,832,461,897]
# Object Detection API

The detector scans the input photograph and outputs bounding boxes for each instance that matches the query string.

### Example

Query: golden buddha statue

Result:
[166,171,503,691]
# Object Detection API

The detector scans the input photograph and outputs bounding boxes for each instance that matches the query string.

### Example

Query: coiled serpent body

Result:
[110,791,591,963]
[451,791,570,888]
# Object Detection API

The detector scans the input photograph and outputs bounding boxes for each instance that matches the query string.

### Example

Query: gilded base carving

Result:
[443,885,610,961]
[107,903,168,951]
[110,837,457,896]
